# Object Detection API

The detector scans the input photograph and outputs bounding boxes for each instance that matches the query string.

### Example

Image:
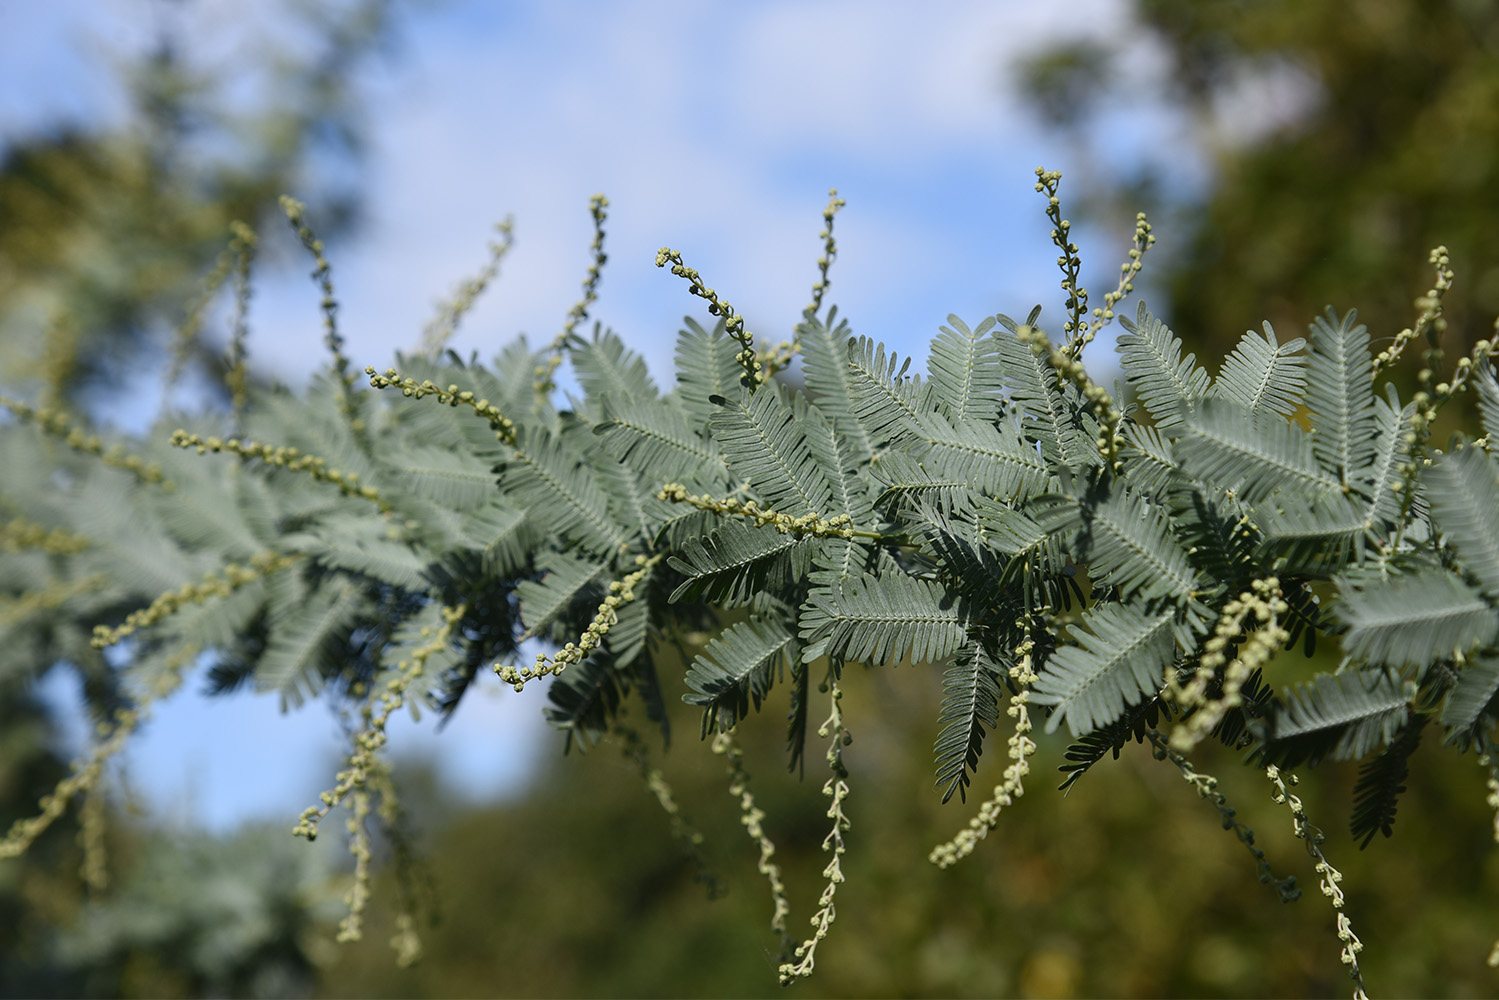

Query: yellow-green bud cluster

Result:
[0,517,90,554]
[0,575,106,629]
[756,340,799,378]
[1376,245,1453,375]
[1147,730,1299,902]
[92,551,300,648]
[423,216,515,358]
[1478,748,1499,966]
[280,196,359,427]
[656,482,861,539]
[1015,324,1123,468]
[365,366,517,445]
[1035,167,1089,339]
[618,722,722,899]
[1266,766,1369,1000]
[295,605,465,842]
[166,224,257,395]
[2,396,169,486]
[39,311,80,411]
[496,553,662,691]
[339,785,374,943]
[0,644,197,862]
[1169,577,1288,752]
[656,247,762,387]
[1070,211,1156,357]
[78,781,108,893]
[804,187,846,319]
[712,730,791,947]
[779,683,852,986]
[536,195,609,393]
[930,629,1039,868]
[224,221,258,429]
[1395,331,1496,507]
[170,429,388,509]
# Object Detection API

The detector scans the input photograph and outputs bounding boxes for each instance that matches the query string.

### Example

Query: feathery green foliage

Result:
[5,171,1499,998]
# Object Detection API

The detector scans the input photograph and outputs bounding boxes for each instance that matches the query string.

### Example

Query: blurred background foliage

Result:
[6,0,1499,997]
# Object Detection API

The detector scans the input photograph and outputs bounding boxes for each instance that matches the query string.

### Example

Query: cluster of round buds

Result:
[656,247,762,387]
[171,429,388,509]
[295,605,466,842]
[2,396,169,486]
[497,553,662,691]
[280,196,352,388]
[1015,324,1122,467]
[536,196,610,393]
[756,340,799,377]
[1034,167,1088,337]
[1376,246,1454,374]
[224,221,258,427]
[929,629,1038,869]
[0,643,197,862]
[1266,766,1369,1000]
[712,731,791,944]
[365,366,516,445]
[779,684,853,985]
[1072,211,1156,356]
[1147,730,1301,902]
[656,483,858,539]
[1477,749,1499,966]
[92,551,300,648]
[424,216,515,358]
[0,575,106,630]
[1395,331,1496,497]
[0,517,90,555]
[1170,577,1289,752]
[803,188,846,319]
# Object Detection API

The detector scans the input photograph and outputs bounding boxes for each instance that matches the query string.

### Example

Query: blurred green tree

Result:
[0,2,398,993]
[0,0,395,401]
[1018,0,1499,360]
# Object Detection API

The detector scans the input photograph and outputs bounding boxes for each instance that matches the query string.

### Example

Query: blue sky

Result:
[1,0,1229,829]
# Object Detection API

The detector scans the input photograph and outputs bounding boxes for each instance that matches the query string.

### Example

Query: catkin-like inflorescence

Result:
[1478,746,1499,967]
[280,196,360,427]
[2,396,170,486]
[39,311,80,411]
[656,247,762,387]
[1376,245,1453,375]
[0,644,198,862]
[617,722,723,899]
[364,366,517,445]
[91,551,301,648]
[757,188,849,376]
[224,221,258,429]
[0,576,106,629]
[165,223,258,398]
[338,785,375,943]
[929,628,1039,868]
[424,216,515,358]
[1069,211,1156,357]
[1014,324,1124,469]
[295,605,465,842]
[1147,731,1300,902]
[779,683,852,986]
[1266,766,1369,1000]
[1035,167,1089,341]
[712,730,792,950]
[1169,577,1288,752]
[656,482,866,539]
[170,429,389,509]
[536,195,609,393]
[496,554,662,691]
[0,516,90,555]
